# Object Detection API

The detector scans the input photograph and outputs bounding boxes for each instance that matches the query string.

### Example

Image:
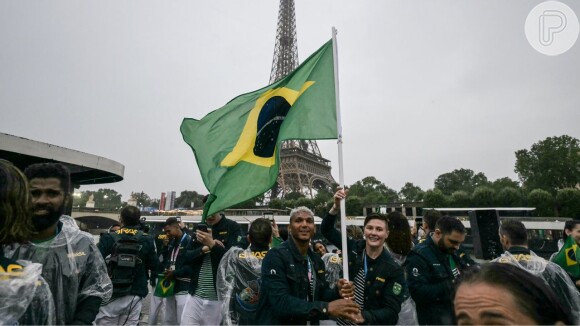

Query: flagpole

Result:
[332,27,349,281]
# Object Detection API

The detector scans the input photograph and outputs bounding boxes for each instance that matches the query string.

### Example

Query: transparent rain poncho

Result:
[217,246,266,326]
[493,250,580,324]
[3,215,113,325]
[0,260,55,325]
[321,252,342,289]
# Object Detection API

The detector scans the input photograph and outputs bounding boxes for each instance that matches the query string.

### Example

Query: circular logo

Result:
[525,1,579,56]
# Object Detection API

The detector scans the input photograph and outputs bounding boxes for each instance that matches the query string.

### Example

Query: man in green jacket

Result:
[404,216,470,325]
[96,206,158,325]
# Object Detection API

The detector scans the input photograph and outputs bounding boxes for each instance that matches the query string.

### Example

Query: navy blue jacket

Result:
[404,236,471,325]
[255,239,340,325]
[182,216,242,296]
[321,212,408,325]
[98,226,158,298]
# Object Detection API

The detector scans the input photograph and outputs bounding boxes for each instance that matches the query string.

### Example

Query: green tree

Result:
[346,196,364,216]
[268,198,285,210]
[175,190,205,209]
[515,135,580,193]
[434,168,488,195]
[82,188,123,210]
[72,191,91,208]
[349,177,391,198]
[449,191,471,207]
[527,189,554,217]
[131,191,152,207]
[495,187,523,207]
[471,186,495,207]
[295,198,315,210]
[490,177,520,192]
[399,182,424,201]
[423,189,448,208]
[555,188,580,218]
[285,192,306,200]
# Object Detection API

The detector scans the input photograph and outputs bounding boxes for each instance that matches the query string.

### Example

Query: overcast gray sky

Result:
[1,1,579,201]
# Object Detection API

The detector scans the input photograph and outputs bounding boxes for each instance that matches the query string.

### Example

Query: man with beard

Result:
[404,216,468,325]
[3,163,112,325]
[255,206,361,325]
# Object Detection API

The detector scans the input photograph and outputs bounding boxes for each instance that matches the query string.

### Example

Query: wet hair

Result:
[164,217,180,228]
[347,225,364,240]
[23,162,71,195]
[249,218,273,248]
[0,160,35,244]
[386,211,412,256]
[120,205,141,226]
[363,213,388,228]
[435,215,465,235]
[423,209,441,231]
[563,220,580,240]
[289,206,314,222]
[499,220,528,246]
[456,262,573,325]
[279,228,289,241]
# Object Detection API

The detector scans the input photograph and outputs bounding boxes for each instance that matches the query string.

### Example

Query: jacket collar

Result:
[426,235,450,260]
[287,237,313,262]
[507,246,530,255]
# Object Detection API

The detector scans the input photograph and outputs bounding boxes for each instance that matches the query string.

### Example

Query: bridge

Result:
[71,210,120,232]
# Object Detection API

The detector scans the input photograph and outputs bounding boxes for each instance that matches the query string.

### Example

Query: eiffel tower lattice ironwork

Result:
[269,0,336,199]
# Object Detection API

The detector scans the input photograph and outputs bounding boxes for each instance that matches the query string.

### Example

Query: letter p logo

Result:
[525,1,579,56]
[539,10,567,46]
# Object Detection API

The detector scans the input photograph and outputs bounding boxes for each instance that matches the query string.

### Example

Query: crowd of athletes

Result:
[1,160,579,325]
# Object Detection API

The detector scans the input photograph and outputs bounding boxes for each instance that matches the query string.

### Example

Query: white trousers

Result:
[180,295,222,326]
[164,294,188,325]
[148,295,165,325]
[95,295,143,326]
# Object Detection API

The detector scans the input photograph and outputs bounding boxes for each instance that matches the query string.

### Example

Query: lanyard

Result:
[363,250,368,278]
[170,233,187,263]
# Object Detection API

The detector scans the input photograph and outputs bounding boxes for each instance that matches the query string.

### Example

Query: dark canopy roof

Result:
[0,132,124,185]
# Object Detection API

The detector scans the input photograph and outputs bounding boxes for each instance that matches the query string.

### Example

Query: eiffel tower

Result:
[269,0,336,199]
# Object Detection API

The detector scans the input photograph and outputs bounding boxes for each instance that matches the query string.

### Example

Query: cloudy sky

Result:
[1,1,579,201]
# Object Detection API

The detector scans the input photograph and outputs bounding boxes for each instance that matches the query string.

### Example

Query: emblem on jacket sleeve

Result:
[393,282,402,295]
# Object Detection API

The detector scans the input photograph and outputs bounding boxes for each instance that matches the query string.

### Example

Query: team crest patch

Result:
[412,267,419,277]
[393,282,402,295]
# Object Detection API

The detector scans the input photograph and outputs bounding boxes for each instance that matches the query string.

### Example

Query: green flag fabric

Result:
[552,235,580,279]
[153,273,175,297]
[181,40,337,216]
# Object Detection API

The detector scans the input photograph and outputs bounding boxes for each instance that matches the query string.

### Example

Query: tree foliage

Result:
[434,168,488,195]
[515,135,580,194]
[490,177,520,192]
[74,189,122,210]
[471,186,495,207]
[527,189,554,217]
[423,189,448,208]
[349,176,399,204]
[449,191,471,208]
[399,182,424,202]
[131,191,153,207]
[175,190,205,209]
[555,188,580,218]
[495,187,523,207]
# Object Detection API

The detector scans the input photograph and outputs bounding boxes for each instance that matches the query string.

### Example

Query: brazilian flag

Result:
[181,40,337,217]
[154,273,175,297]
[552,236,580,279]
